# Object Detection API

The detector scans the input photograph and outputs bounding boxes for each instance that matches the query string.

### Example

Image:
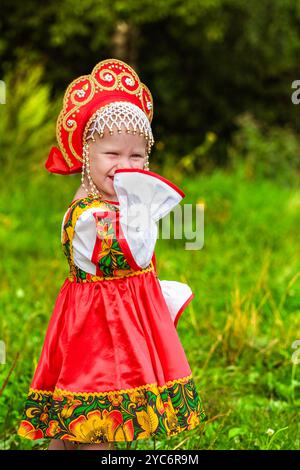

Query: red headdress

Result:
[45,58,154,175]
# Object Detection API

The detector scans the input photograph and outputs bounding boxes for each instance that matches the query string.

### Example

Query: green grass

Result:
[0,162,299,450]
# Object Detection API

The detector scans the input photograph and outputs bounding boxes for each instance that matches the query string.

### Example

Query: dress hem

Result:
[17,413,207,444]
[17,374,207,443]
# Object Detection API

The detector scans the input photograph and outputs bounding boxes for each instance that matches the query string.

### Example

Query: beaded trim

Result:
[83,101,154,156]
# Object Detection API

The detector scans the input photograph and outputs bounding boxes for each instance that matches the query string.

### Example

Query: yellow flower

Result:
[127,390,147,407]
[107,392,124,407]
[46,420,62,437]
[18,420,44,440]
[68,409,134,443]
[187,411,200,429]
[136,405,159,438]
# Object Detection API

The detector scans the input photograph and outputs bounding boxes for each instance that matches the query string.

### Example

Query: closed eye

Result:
[104,152,144,158]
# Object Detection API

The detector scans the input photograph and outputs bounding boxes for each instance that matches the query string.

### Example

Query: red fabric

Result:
[151,252,157,271]
[30,271,192,393]
[174,293,195,328]
[45,146,81,175]
[45,59,154,175]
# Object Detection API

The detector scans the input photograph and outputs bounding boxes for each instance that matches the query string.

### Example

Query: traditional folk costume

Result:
[17,58,206,444]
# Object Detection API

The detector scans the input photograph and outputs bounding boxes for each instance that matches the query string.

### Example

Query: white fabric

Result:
[72,208,100,274]
[113,170,184,269]
[61,207,107,275]
[158,280,193,324]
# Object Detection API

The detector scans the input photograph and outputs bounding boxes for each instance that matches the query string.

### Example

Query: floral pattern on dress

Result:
[92,211,133,277]
[17,375,206,443]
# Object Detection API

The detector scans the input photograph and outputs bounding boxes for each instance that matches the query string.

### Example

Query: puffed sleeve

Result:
[72,206,108,275]
[158,280,194,328]
[113,168,185,270]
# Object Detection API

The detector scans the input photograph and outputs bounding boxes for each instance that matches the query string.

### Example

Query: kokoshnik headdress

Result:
[45,58,155,199]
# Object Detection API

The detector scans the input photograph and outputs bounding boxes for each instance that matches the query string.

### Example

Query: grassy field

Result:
[0,161,299,450]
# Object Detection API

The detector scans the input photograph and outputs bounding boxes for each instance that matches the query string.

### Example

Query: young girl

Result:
[17,58,206,451]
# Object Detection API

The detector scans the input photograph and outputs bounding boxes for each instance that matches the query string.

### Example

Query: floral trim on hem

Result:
[17,375,207,443]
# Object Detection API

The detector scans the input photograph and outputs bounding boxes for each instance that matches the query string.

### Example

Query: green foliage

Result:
[0,159,300,449]
[0,60,60,176]
[2,0,300,166]
[228,113,300,186]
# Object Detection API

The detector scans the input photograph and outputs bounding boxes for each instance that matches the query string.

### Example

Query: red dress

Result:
[17,169,206,444]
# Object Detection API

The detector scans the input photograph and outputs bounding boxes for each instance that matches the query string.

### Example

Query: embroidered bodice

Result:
[61,197,155,282]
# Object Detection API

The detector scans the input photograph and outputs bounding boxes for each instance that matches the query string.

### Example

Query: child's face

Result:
[86,123,147,199]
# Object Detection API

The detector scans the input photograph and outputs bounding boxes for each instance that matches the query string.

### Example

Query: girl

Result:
[17,58,206,451]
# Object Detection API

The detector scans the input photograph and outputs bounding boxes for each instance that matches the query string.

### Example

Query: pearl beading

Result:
[85,101,154,156]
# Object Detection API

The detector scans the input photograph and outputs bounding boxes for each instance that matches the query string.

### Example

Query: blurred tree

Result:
[0,60,59,175]
[1,0,300,168]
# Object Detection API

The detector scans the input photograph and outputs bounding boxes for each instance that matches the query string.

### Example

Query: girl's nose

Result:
[116,158,131,169]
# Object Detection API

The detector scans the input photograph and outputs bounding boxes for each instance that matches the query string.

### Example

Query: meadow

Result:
[0,159,299,450]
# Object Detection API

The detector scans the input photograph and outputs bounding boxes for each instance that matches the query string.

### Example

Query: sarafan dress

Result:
[17,168,207,444]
